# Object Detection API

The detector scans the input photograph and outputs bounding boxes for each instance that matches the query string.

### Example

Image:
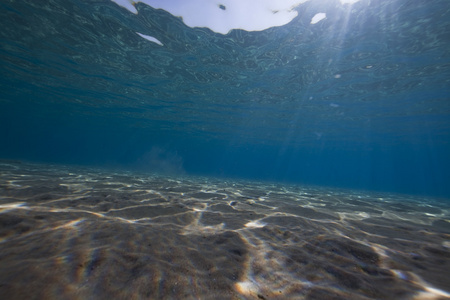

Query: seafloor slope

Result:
[0,161,449,299]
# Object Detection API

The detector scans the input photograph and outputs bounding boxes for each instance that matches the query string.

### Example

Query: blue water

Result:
[1,0,449,198]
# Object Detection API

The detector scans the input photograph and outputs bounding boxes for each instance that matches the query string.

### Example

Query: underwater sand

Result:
[0,161,449,300]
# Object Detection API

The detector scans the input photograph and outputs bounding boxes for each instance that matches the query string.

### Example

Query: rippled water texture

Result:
[1,161,449,299]
[1,0,449,143]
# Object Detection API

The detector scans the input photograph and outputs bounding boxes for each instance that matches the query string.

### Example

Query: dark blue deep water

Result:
[1,0,449,198]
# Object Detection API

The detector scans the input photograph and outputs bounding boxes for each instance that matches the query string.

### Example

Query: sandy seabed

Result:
[0,161,449,300]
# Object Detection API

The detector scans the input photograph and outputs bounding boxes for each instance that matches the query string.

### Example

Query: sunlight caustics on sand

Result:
[1,161,449,299]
